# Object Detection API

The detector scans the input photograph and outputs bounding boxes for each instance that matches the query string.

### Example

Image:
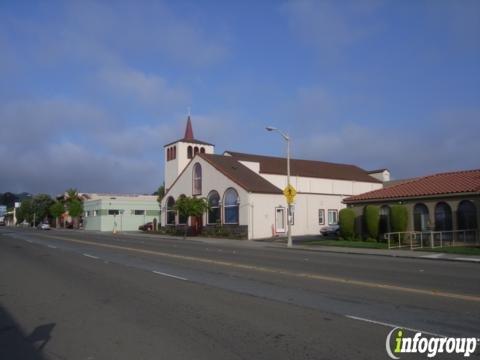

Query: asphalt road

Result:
[0,227,479,360]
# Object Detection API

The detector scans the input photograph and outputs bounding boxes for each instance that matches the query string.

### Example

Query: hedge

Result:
[390,205,408,232]
[364,205,380,240]
[339,208,356,239]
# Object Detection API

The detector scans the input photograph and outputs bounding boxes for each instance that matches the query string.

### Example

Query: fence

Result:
[385,229,478,250]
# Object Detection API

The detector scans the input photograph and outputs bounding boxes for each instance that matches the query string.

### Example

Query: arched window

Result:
[457,200,477,230]
[173,146,176,159]
[194,146,199,155]
[177,194,188,224]
[223,188,239,224]
[187,146,193,159]
[193,163,202,195]
[207,191,220,224]
[167,148,171,161]
[166,197,175,225]
[414,203,430,231]
[200,147,205,154]
[435,202,452,231]
[379,205,391,234]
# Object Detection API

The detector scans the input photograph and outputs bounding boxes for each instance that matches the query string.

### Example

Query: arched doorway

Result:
[435,202,452,231]
[414,203,430,231]
[379,205,391,234]
[457,200,477,230]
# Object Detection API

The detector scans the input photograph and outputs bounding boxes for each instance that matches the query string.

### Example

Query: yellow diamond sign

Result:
[283,184,297,204]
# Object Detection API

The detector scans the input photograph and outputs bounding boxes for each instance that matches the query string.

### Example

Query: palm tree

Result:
[174,196,209,239]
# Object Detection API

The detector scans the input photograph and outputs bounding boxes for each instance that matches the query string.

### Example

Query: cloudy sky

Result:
[1,0,479,195]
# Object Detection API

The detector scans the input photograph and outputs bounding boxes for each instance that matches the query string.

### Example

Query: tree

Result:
[67,199,83,229]
[65,188,80,202]
[173,196,209,239]
[0,192,18,209]
[32,194,54,224]
[364,205,380,240]
[154,184,165,204]
[16,198,33,225]
[49,201,65,228]
[339,208,356,239]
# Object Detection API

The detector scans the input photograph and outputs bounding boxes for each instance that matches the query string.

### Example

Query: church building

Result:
[161,117,384,239]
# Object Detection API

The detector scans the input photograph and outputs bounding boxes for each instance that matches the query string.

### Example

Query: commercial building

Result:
[83,194,160,232]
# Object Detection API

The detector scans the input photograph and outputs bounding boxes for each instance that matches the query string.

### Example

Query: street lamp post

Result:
[266,126,293,248]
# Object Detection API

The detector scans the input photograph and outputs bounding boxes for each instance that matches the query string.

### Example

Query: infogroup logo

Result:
[385,328,478,359]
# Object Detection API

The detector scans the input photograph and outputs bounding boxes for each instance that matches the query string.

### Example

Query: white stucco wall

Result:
[259,174,382,196]
[164,141,215,189]
[248,192,347,239]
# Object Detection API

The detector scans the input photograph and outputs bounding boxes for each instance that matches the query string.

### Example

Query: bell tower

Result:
[164,116,215,190]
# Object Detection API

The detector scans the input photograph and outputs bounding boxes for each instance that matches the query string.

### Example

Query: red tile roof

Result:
[224,151,381,183]
[344,169,480,203]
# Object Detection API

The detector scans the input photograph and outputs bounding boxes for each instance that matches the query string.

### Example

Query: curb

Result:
[267,245,480,264]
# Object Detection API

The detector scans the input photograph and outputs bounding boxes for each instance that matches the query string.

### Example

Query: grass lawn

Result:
[417,246,480,256]
[301,239,388,249]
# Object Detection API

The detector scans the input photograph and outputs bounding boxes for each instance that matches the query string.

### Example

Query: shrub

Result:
[364,205,380,240]
[390,205,408,232]
[338,208,355,239]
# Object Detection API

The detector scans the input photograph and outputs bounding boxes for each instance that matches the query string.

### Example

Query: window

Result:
[167,148,170,161]
[200,147,206,154]
[166,197,176,225]
[194,146,199,156]
[435,202,452,231]
[223,188,239,224]
[134,210,145,215]
[457,200,477,230]
[318,209,325,225]
[108,209,120,215]
[172,146,176,159]
[414,203,429,231]
[207,191,221,224]
[187,146,193,159]
[275,207,286,233]
[85,211,90,217]
[328,209,338,225]
[193,163,202,195]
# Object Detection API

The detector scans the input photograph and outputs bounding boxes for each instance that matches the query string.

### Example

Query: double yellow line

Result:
[39,233,480,303]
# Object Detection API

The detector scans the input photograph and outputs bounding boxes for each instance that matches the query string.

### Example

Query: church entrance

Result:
[191,215,203,236]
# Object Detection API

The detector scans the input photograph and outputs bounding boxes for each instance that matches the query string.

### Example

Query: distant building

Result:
[82,193,160,232]
[160,117,382,239]
[344,169,480,236]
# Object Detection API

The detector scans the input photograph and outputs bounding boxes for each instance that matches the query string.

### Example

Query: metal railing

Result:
[385,229,478,250]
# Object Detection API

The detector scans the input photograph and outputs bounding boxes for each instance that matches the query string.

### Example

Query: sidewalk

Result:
[271,241,480,264]
[81,229,480,264]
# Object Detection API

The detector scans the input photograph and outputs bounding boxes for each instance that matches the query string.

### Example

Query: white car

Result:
[320,224,340,236]
[38,223,51,230]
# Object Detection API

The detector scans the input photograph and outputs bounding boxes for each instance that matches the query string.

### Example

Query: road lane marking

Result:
[47,245,57,249]
[83,253,99,260]
[454,257,480,263]
[152,270,187,281]
[26,240,33,243]
[421,254,443,259]
[35,233,480,303]
[345,315,446,338]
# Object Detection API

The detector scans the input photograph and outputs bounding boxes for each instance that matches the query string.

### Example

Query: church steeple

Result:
[184,116,194,140]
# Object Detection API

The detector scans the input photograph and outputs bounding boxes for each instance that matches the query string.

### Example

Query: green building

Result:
[83,194,160,232]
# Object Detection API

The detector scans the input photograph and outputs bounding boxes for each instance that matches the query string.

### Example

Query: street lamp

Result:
[266,126,293,248]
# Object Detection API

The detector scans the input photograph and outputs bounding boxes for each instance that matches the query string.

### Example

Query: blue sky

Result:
[1,0,479,194]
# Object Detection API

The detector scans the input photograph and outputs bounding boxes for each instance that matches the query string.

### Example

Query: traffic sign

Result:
[283,184,297,204]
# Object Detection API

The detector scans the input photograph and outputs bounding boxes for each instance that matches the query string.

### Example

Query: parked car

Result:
[320,224,340,236]
[138,222,153,231]
[38,223,51,230]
